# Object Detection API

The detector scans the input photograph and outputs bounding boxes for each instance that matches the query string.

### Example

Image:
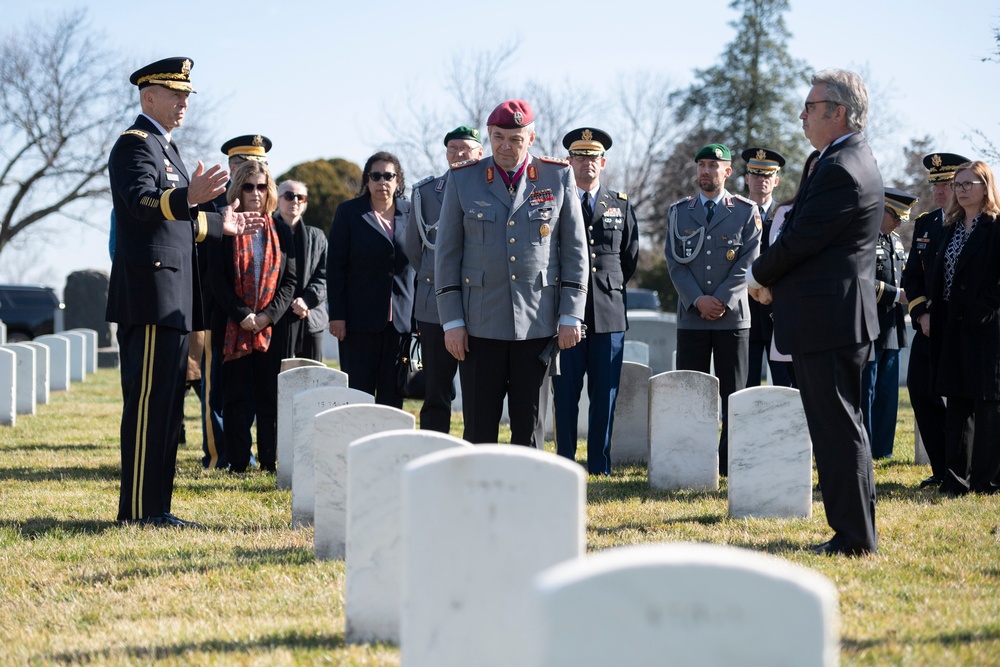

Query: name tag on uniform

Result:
[167,173,180,182]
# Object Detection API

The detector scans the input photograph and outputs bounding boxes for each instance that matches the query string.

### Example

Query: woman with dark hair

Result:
[930,160,1000,495]
[327,151,414,407]
[209,160,297,473]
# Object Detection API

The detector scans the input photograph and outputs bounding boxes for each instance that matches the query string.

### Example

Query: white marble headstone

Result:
[0,321,5,345]
[33,335,70,392]
[625,312,677,374]
[401,446,586,667]
[4,344,37,415]
[314,404,415,560]
[69,328,98,374]
[60,330,87,382]
[623,340,650,366]
[21,342,50,406]
[728,386,812,519]
[648,370,719,491]
[345,430,472,643]
[291,387,373,527]
[611,361,651,466]
[280,357,326,373]
[276,366,349,489]
[526,543,839,667]
[0,346,15,426]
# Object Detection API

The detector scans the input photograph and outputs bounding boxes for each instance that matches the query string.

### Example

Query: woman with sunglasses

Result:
[930,160,1000,495]
[274,180,328,362]
[327,151,414,407]
[208,160,297,473]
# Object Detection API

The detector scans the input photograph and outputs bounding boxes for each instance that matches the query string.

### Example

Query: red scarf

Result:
[223,214,281,362]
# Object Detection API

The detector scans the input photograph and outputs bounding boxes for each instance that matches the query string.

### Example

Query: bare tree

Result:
[0,10,132,258]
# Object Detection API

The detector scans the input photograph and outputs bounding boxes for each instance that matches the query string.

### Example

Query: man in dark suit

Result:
[435,100,589,447]
[107,57,262,526]
[741,147,792,388]
[404,126,484,433]
[552,127,639,474]
[747,69,883,556]
[902,152,969,488]
[863,188,916,459]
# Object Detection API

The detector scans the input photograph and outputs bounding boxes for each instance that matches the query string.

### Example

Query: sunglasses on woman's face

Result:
[281,192,307,202]
[368,171,396,182]
[241,182,268,193]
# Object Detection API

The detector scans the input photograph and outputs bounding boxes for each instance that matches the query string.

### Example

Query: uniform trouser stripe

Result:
[203,329,220,466]
[132,325,157,518]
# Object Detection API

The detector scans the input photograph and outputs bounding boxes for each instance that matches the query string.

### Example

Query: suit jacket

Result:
[582,185,640,334]
[874,231,907,350]
[276,214,329,334]
[206,215,298,330]
[752,133,883,355]
[748,201,778,344]
[106,115,223,331]
[327,195,414,335]
[665,190,761,330]
[435,155,589,341]
[404,172,449,324]
[901,208,945,328]
[929,213,1000,399]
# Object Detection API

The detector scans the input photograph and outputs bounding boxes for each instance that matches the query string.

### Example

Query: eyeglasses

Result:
[802,99,838,114]
[952,180,984,193]
[281,192,307,202]
[241,183,268,193]
[368,172,396,182]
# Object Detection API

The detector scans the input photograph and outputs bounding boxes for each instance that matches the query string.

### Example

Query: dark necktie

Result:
[582,192,593,219]
[705,199,715,223]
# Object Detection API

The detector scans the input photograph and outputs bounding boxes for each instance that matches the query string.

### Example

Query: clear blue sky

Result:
[3,0,998,294]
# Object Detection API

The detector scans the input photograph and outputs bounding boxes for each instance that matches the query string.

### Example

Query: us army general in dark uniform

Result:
[404,125,484,433]
[862,188,915,460]
[901,152,969,488]
[106,58,263,526]
[664,143,761,476]
[551,127,639,474]
[435,100,589,447]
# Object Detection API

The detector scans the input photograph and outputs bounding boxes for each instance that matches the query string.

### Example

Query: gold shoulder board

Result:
[539,155,570,166]
[121,129,149,139]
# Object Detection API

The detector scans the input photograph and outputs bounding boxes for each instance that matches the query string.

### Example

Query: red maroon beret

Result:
[487,99,534,129]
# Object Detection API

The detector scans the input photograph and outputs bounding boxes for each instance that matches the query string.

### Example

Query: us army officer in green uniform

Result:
[664,143,761,476]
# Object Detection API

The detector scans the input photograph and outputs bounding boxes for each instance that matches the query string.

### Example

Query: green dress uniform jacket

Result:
[664,190,761,330]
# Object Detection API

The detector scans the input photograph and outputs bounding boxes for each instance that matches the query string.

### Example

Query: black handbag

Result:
[397,330,425,399]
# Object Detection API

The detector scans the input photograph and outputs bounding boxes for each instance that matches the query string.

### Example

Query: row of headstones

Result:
[267,376,838,666]
[0,328,98,426]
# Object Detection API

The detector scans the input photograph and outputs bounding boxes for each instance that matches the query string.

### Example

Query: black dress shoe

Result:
[118,515,168,527]
[163,513,206,529]
[919,475,943,489]
[810,539,872,557]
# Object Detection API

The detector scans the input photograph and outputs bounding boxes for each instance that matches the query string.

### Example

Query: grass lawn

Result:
[1,368,999,665]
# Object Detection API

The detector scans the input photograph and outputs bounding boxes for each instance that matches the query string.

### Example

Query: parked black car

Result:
[626,288,662,312]
[0,284,64,343]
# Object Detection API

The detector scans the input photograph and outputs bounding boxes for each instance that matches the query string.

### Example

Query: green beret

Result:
[694,143,732,163]
[444,126,482,146]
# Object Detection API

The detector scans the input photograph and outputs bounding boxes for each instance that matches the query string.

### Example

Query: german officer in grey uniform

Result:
[552,127,639,474]
[902,152,969,488]
[863,188,915,460]
[435,99,589,447]
[665,143,761,475]
[107,57,263,525]
[404,125,484,433]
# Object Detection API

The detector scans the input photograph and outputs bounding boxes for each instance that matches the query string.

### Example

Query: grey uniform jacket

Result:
[404,172,449,324]
[435,155,589,340]
[664,190,761,330]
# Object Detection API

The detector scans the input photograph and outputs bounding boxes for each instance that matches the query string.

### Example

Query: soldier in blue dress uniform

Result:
[551,127,639,474]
